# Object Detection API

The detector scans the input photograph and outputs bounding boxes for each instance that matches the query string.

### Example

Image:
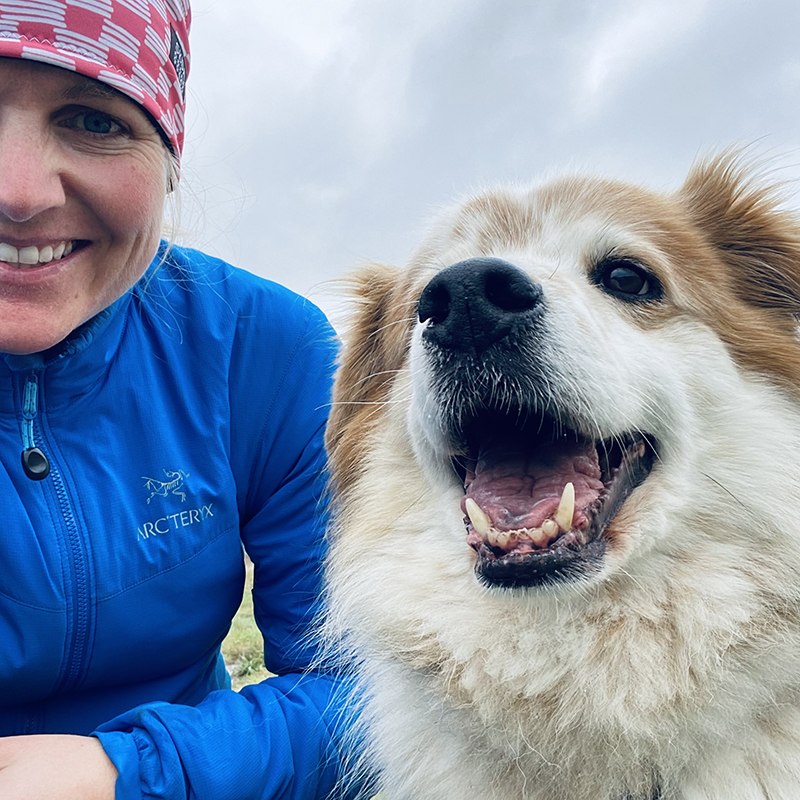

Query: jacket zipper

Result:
[19,371,93,696]
[21,373,50,480]
[51,462,92,694]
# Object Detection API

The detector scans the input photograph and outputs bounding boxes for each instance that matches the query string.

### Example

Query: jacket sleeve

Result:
[93,294,366,800]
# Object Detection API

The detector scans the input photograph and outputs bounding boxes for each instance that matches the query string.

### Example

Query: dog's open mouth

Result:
[452,412,657,588]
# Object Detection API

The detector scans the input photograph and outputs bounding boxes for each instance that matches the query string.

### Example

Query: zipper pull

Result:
[21,373,50,481]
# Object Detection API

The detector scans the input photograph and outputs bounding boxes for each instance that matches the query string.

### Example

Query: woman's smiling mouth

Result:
[0,240,78,267]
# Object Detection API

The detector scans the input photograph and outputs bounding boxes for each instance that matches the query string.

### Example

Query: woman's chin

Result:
[0,315,84,356]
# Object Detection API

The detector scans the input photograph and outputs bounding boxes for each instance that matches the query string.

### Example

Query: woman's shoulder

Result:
[160,244,321,316]
[133,243,333,344]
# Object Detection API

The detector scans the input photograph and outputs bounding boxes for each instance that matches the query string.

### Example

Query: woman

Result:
[0,3,360,799]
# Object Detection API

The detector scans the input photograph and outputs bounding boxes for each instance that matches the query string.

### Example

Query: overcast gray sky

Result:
[177,0,800,324]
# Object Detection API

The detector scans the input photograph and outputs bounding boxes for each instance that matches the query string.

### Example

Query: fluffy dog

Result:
[323,154,800,800]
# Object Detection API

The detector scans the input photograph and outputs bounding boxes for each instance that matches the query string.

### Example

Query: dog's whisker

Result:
[364,315,417,338]
[700,471,753,513]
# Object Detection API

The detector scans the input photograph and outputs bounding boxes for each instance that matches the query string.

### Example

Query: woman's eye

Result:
[63,111,125,136]
[595,259,662,301]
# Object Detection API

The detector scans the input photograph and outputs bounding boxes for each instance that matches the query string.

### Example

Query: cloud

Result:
[574,0,710,119]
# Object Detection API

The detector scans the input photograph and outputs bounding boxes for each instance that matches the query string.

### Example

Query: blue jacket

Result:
[0,245,358,800]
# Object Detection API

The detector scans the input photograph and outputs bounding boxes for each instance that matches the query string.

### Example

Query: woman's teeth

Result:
[0,240,75,267]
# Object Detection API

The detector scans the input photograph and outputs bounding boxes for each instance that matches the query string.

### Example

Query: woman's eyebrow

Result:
[60,78,123,102]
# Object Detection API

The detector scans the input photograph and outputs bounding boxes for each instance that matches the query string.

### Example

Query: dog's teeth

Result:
[465,498,491,537]
[485,527,509,549]
[530,527,549,548]
[542,519,559,538]
[493,530,510,548]
[554,482,575,533]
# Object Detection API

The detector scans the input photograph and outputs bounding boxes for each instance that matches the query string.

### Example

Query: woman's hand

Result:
[0,734,117,800]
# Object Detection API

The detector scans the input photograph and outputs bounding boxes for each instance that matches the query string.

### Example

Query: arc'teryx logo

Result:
[142,469,190,504]
[137,468,214,541]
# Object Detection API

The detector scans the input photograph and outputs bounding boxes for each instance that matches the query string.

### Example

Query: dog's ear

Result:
[679,152,800,316]
[326,263,415,493]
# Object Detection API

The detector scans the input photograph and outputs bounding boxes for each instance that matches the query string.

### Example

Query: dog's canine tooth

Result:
[465,498,492,537]
[554,482,575,533]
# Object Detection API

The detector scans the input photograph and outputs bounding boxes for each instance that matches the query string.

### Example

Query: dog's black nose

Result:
[417,257,543,353]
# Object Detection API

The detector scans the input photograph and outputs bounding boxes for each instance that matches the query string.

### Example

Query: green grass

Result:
[221,556,271,690]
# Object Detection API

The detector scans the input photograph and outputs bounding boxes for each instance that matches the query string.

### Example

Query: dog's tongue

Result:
[465,438,605,531]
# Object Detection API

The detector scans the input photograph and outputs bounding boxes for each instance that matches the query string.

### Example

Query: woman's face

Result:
[0,58,168,355]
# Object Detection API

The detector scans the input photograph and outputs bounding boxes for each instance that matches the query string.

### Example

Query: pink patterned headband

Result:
[0,0,191,157]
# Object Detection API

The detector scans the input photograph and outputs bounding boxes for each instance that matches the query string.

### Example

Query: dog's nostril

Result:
[418,281,450,325]
[484,269,540,313]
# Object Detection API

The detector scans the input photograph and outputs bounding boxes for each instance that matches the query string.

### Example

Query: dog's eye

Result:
[595,259,662,302]
[606,265,648,294]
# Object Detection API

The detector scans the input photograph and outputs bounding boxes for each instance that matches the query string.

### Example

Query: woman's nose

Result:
[0,114,66,222]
